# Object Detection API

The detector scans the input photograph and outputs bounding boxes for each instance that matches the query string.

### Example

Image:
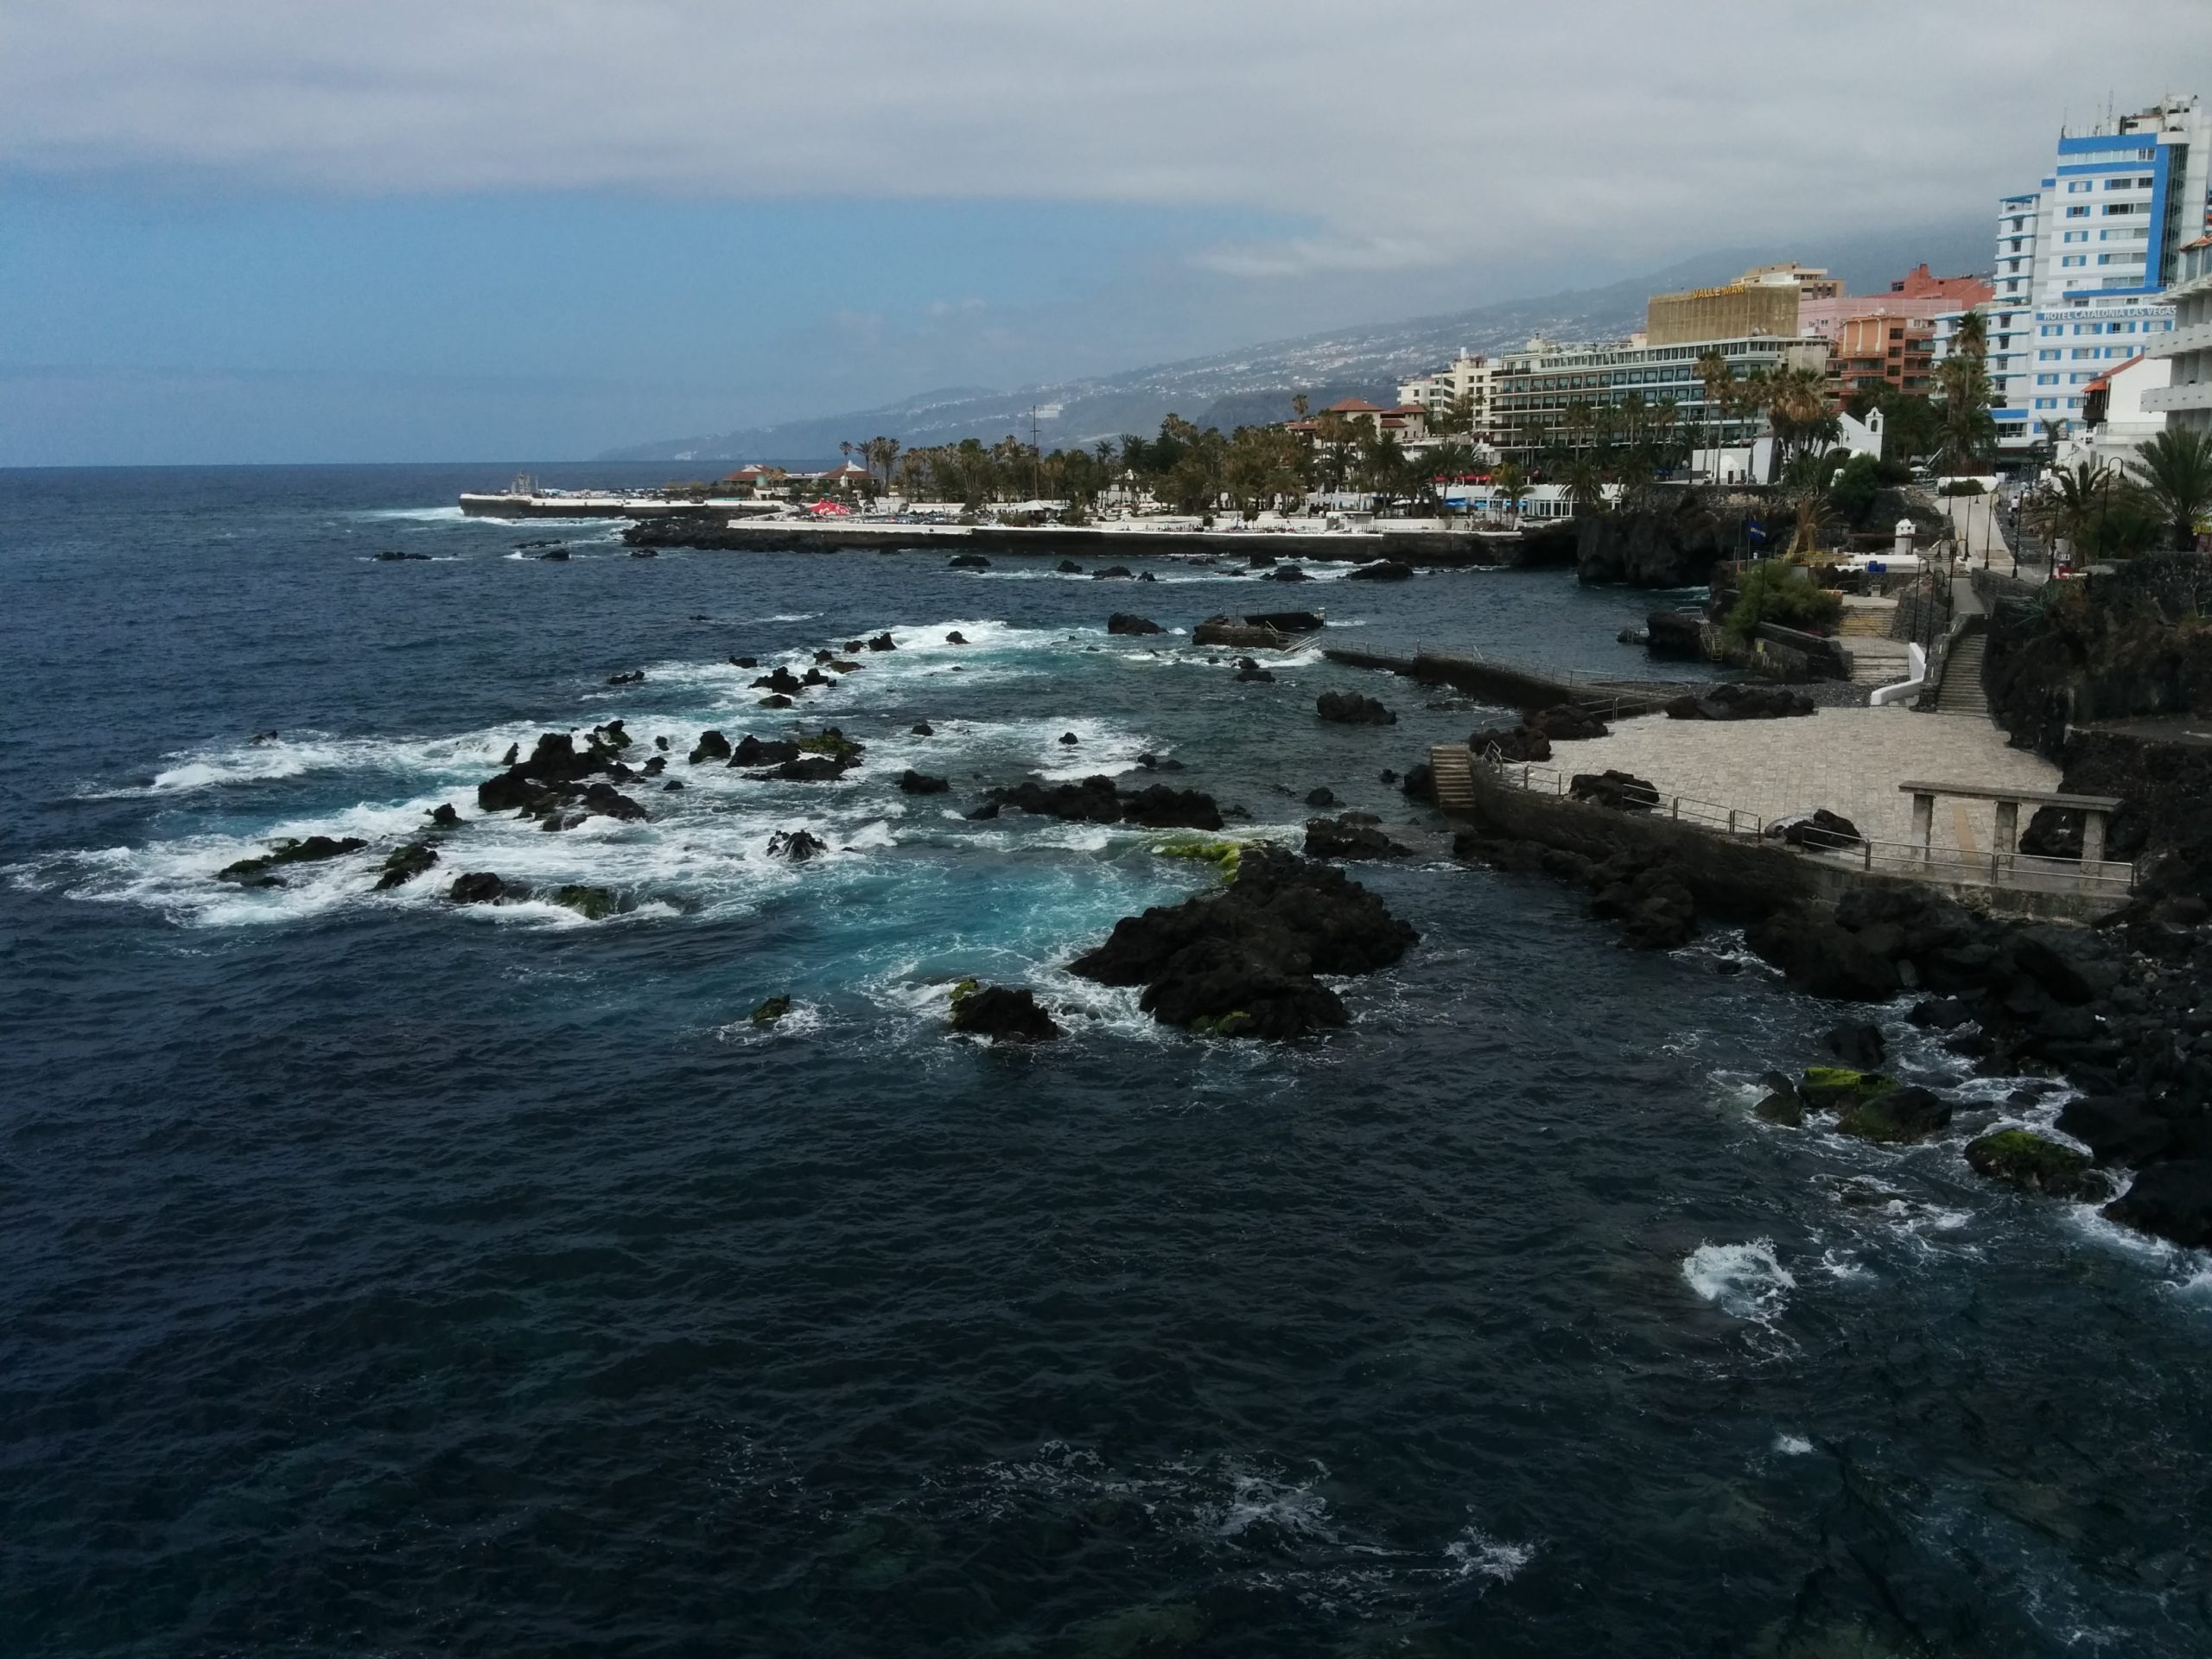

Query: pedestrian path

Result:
[1548,704,2056,849]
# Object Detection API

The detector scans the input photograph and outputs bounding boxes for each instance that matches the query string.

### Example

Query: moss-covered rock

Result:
[1798,1065,1897,1113]
[1190,1010,1255,1038]
[550,883,619,919]
[796,729,865,760]
[1836,1086,1953,1145]
[948,977,980,1004]
[373,842,439,891]
[1154,836,1243,880]
[1966,1128,2110,1199]
[750,994,792,1027]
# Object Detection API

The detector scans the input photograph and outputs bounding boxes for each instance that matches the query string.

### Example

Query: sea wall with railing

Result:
[1465,758,2130,923]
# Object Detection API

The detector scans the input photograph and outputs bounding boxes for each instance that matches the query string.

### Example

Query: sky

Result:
[3,0,2209,466]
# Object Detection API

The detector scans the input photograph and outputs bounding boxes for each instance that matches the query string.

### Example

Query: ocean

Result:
[3,464,2209,1656]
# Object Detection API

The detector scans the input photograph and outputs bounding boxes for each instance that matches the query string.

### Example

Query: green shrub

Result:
[1724,560,1843,643]
[1938,479,1986,497]
[1827,454,1884,526]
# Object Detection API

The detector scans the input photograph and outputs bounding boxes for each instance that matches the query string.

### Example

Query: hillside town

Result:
[645,92,2210,563]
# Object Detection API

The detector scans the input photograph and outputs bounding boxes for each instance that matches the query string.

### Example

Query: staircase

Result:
[1933,628,1990,718]
[1429,745,1478,815]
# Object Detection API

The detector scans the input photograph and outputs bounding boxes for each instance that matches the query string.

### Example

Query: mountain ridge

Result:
[599,229,1986,467]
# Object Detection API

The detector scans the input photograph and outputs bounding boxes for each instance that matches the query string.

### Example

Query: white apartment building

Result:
[1989,96,2212,453]
[1396,351,1500,446]
[2143,235,2212,435]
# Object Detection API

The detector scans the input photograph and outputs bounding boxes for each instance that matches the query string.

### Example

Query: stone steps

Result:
[1429,744,1477,813]
[1934,634,1990,717]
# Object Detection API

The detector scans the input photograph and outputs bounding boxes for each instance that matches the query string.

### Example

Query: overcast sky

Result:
[3,0,2208,464]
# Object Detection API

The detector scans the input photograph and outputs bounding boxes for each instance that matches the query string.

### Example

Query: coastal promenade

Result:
[1551,704,2058,851]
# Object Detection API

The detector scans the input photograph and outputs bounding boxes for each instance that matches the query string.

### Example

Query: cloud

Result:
[7,0,2209,276]
[1192,236,1450,280]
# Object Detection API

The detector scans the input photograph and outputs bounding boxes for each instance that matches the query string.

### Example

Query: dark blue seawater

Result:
[3,466,2209,1656]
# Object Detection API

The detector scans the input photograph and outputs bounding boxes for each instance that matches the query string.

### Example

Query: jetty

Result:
[455,485,1578,569]
[1327,647,1702,717]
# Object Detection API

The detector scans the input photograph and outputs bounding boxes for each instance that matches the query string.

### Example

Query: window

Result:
[2061,255,2087,267]
[2071,373,2093,384]
[2068,181,2092,193]
[2063,231,2088,243]
[2036,397,2057,409]
[2040,324,2063,337]
[2104,203,2139,215]
[2038,349,2060,360]
[2072,348,2097,359]
[2037,373,2058,385]
[2066,206,2090,217]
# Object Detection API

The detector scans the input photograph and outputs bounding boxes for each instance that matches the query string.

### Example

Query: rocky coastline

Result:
[1425,557,2212,1250]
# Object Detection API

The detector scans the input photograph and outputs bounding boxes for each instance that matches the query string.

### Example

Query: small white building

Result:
[2057,352,2173,467]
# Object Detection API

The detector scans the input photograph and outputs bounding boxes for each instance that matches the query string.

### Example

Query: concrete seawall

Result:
[1459,763,2114,923]
[617,516,1572,569]
[1326,648,1697,716]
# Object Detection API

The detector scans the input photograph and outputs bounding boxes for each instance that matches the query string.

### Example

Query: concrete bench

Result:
[1898,780,2123,863]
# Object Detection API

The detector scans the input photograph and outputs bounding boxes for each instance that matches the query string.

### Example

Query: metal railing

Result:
[1477,753,2136,896]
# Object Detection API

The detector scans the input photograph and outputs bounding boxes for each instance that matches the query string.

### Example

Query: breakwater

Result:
[1325,645,1700,715]
[618,512,1573,569]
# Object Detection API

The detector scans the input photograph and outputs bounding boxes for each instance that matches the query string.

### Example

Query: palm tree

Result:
[1564,399,1596,453]
[1425,441,1479,518]
[1563,453,1609,518]
[2128,427,2212,550]
[1761,365,1838,474]
[2024,459,2118,561]
[1694,350,1732,480]
[1491,458,1531,521]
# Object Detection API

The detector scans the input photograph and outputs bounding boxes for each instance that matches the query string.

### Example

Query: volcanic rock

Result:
[1118,785,1224,830]
[690,729,732,763]
[766,829,829,862]
[899,769,950,794]
[1530,704,1610,741]
[450,871,529,905]
[1666,683,1816,721]
[1568,770,1658,811]
[217,835,368,884]
[1108,613,1164,635]
[1316,691,1395,726]
[1469,723,1550,763]
[1303,814,1409,860]
[948,983,1063,1043]
[1346,559,1414,582]
[373,842,439,891]
[1068,844,1416,1039]
[1965,1130,2109,1200]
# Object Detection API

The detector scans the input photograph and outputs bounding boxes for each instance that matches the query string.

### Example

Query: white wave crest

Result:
[1682,1239,1796,1322]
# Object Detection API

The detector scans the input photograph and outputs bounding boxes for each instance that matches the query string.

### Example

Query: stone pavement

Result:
[1550,703,2059,851]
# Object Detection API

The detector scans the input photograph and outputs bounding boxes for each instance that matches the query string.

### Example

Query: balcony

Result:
[2141,383,2212,413]
[2151,320,2212,358]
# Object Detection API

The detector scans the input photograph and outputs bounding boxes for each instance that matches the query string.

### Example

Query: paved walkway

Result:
[1553,704,2059,851]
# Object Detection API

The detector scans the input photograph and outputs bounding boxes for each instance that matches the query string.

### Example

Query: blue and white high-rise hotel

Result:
[1986,96,2212,454]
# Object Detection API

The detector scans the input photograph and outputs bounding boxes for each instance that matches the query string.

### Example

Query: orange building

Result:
[1825,313,1937,405]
